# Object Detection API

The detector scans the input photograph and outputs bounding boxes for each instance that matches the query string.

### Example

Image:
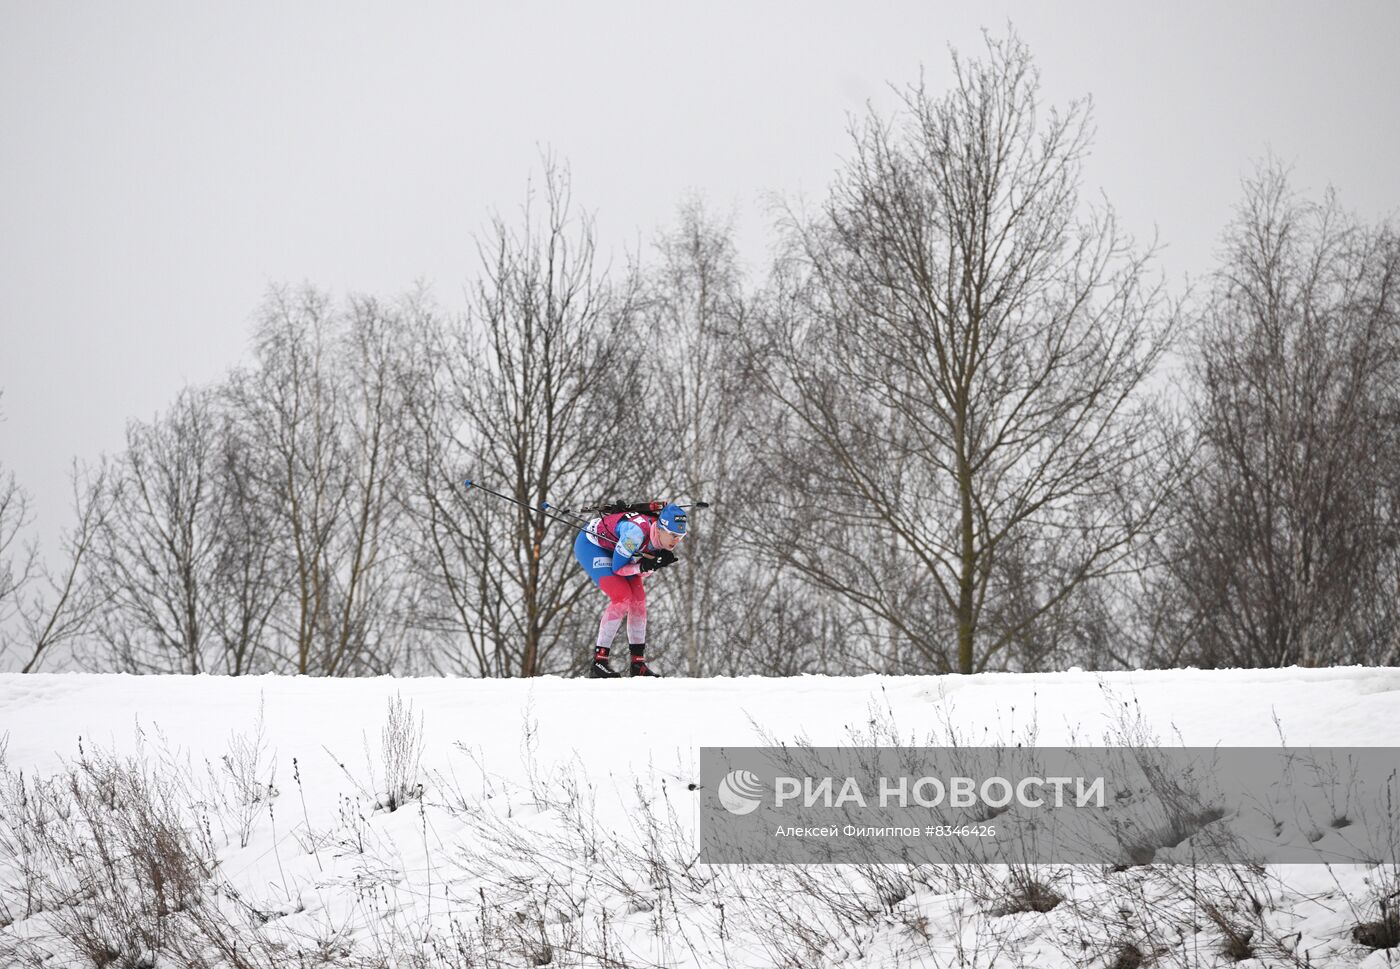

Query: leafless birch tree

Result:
[85,389,224,673]
[225,287,417,674]
[756,33,1180,674]
[1161,165,1400,668]
[228,287,343,672]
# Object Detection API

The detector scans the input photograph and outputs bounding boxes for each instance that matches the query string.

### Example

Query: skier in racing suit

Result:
[573,502,687,677]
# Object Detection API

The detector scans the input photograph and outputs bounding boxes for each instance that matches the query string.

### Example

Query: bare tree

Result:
[1161,165,1400,668]
[638,202,861,676]
[225,285,420,675]
[639,199,752,675]
[227,287,351,674]
[756,33,1180,674]
[0,394,40,669]
[17,463,109,673]
[408,162,645,677]
[84,389,225,673]
[78,386,294,676]
[328,294,419,673]
[65,288,421,677]
[0,471,32,655]
[206,414,283,675]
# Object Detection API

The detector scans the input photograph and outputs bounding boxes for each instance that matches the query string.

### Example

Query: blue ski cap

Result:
[658,502,688,536]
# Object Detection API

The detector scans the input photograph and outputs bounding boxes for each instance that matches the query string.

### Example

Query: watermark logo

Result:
[701,746,1400,865]
[717,769,765,815]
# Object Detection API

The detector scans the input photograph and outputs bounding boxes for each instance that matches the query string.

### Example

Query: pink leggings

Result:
[595,573,646,649]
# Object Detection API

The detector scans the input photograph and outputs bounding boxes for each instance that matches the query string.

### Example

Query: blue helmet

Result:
[657,502,688,536]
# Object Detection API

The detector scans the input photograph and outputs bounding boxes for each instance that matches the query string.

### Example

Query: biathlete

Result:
[573,501,687,677]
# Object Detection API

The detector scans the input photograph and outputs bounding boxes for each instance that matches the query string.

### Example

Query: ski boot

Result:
[589,648,620,679]
[628,650,661,677]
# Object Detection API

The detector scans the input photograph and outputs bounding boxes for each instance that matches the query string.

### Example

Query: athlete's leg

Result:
[574,532,630,652]
[625,574,647,646]
[595,575,635,651]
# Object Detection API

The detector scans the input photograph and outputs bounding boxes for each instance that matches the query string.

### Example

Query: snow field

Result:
[1,667,1399,967]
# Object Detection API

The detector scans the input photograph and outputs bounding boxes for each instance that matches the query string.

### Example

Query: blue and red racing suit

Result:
[573,511,664,651]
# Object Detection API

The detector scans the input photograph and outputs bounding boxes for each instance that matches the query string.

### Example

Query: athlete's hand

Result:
[640,549,678,573]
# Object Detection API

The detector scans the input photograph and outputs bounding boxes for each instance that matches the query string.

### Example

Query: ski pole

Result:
[539,500,595,527]
[461,478,585,530]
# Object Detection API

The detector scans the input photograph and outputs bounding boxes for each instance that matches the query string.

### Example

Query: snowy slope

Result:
[2,667,1400,967]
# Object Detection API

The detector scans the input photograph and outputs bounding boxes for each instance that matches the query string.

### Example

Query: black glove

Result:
[639,549,678,573]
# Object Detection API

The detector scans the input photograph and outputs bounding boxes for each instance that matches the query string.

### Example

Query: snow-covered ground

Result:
[2,667,1400,967]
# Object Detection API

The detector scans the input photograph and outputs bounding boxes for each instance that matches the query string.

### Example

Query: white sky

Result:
[2,1,1398,545]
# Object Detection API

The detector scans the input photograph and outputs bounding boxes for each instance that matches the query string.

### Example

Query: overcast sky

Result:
[2,1,1399,545]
